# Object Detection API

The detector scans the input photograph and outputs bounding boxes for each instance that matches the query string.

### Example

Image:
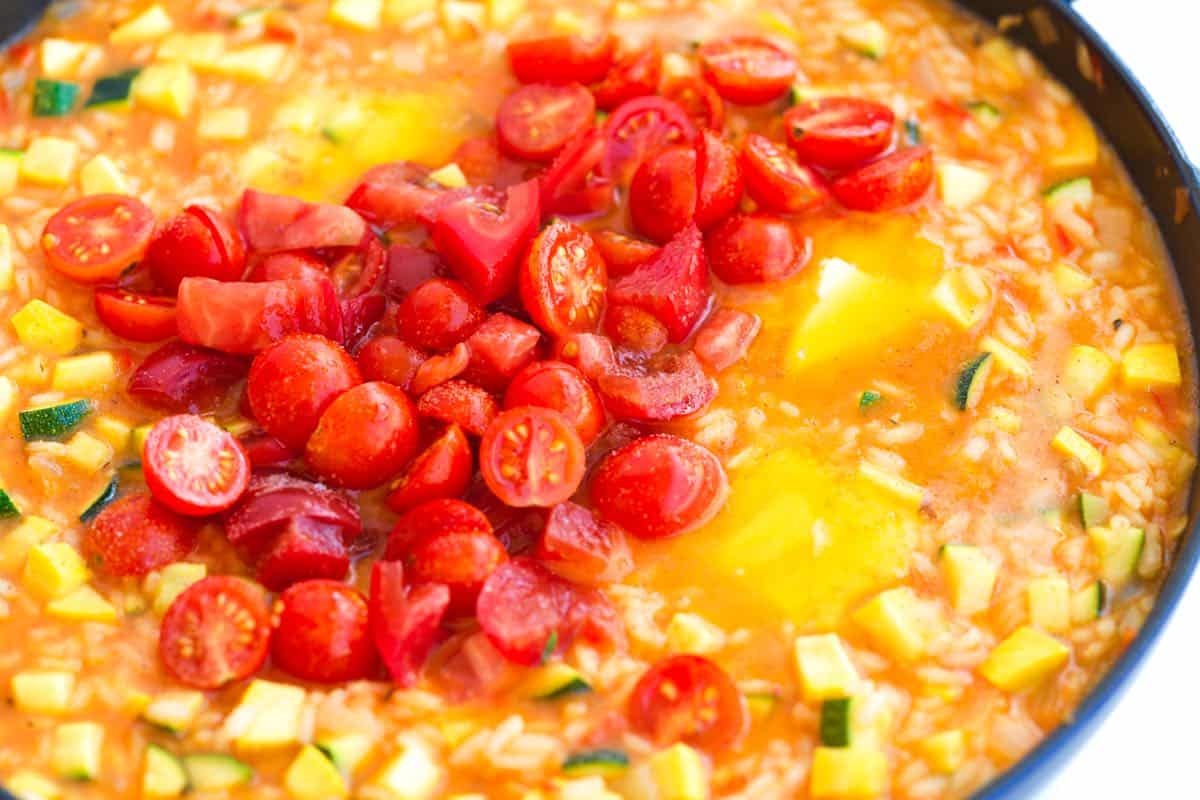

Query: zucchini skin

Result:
[79,476,119,523]
[20,399,93,441]
[85,68,142,108]
[32,79,79,117]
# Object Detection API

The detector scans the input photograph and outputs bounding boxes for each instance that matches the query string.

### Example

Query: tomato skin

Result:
[597,350,715,422]
[705,213,812,285]
[538,126,613,219]
[127,341,248,413]
[238,189,367,253]
[395,278,485,352]
[417,379,499,437]
[604,305,668,354]
[246,251,329,283]
[660,77,726,131]
[497,83,596,162]
[629,146,696,244]
[551,332,615,382]
[357,335,427,392]
[144,415,251,516]
[83,493,199,577]
[398,503,508,616]
[384,244,444,298]
[480,406,586,508]
[629,655,748,751]
[608,223,710,343]
[507,34,616,85]
[238,432,296,467]
[593,45,662,110]
[369,560,451,687]
[42,194,156,284]
[698,37,796,105]
[306,381,421,489]
[519,219,608,337]
[271,580,379,683]
[177,277,344,355]
[590,231,658,278]
[341,293,387,352]
[159,576,272,690]
[463,313,543,391]
[94,290,177,342]
[475,557,576,665]
[784,96,896,170]
[504,360,605,445]
[740,133,829,214]
[409,341,471,395]
[601,96,697,185]
[385,424,474,513]
[695,129,744,230]
[693,308,762,372]
[145,205,246,291]
[590,433,727,539]
[830,146,935,211]
[535,501,633,585]
[247,334,363,450]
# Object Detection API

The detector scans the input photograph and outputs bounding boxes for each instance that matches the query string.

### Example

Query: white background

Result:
[1041,1,1199,798]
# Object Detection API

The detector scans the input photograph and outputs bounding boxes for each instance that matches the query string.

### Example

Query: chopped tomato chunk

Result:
[693,308,762,371]
[369,560,450,687]
[535,501,633,585]
[740,133,829,213]
[475,557,576,665]
[601,96,697,185]
[176,277,343,355]
[417,379,499,437]
[395,278,485,352]
[272,580,379,683]
[238,189,367,253]
[661,76,726,131]
[507,34,616,85]
[608,223,710,342]
[629,146,697,244]
[127,341,248,413]
[538,126,613,219]
[409,341,471,395]
[604,305,669,354]
[384,244,445,298]
[385,424,474,513]
[357,335,427,392]
[590,231,658,278]
[597,350,716,421]
[463,313,543,391]
[592,45,662,110]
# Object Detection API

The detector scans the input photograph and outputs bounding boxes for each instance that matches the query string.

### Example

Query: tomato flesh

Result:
[604,304,669,354]
[144,414,251,516]
[608,223,710,342]
[535,501,633,585]
[784,96,896,170]
[159,576,272,690]
[830,146,935,211]
[705,213,812,284]
[538,126,613,219]
[698,37,796,105]
[590,231,658,278]
[369,560,451,687]
[238,189,366,253]
[395,278,485,352]
[475,557,576,665]
[597,350,716,422]
[83,493,199,577]
[694,308,762,371]
[357,334,427,392]
[695,129,744,230]
[593,45,662,110]
[629,146,697,244]
[504,360,606,445]
[41,194,156,284]
[177,277,343,355]
[127,341,248,414]
[394,500,508,616]
[306,381,420,489]
[508,34,616,85]
[741,133,829,214]
[145,205,246,291]
[661,77,726,131]
[480,406,586,507]
[272,580,379,683]
[463,313,543,391]
[409,341,471,395]
[630,655,748,751]
[94,289,177,342]
[385,424,474,513]
[519,219,608,337]
[416,379,499,437]
[497,83,596,163]
[601,96,697,184]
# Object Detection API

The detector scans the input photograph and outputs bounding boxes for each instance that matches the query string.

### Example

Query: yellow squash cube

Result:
[285,746,348,800]
[1121,344,1181,389]
[52,351,117,393]
[20,138,80,187]
[1062,345,1115,403]
[149,562,207,615]
[980,336,1032,379]
[46,585,119,624]
[931,267,990,330]
[92,415,133,453]
[810,746,888,798]
[487,0,525,27]
[133,63,197,118]
[920,730,966,774]
[1052,263,1094,296]
[63,432,114,472]
[0,155,20,197]
[980,626,1069,692]
[156,33,225,69]
[224,680,308,750]
[939,544,998,616]
[330,0,384,30]
[852,587,929,661]
[665,612,726,656]
[79,155,131,195]
[110,5,174,44]
[4,770,61,800]
[1026,575,1070,633]
[857,462,926,511]
[198,108,252,142]
[11,300,83,355]
[11,670,75,714]
[370,739,442,800]
[0,375,16,422]
[40,39,98,79]
[793,634,860,702]
[0,223,13,291]
[0,516,58,573]
[1052,426,1104,477]
[648,744,708,800]
[211,44,289,82]
[24,542,91,599]
[386,0,438,25]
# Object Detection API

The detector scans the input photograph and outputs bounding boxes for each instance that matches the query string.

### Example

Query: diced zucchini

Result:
[858,390,882,410]
[0,486,19,518]
[11,670,75,714]
[1043,176,1093,209]
[1051,426,1104,477]
[1089,526,1144,587]
[524,663,592,700]
[63,432,114,472]
[903,118,921,145]
[810,746,887,798]
[20,138,80,186]
[132,63,197,118]
[11,300,83,356]
[919,730,966,774]
[665,611,726,655]
[32,80,79,117]
[487,0,525,27]
[142,744,188,798]
[939,544,998,615]
[23,542,90,599]
[84,68,141,109]
[51,722,103,781]
[953,352,992,411]
[329,0,384,30]
[20,400,93,441]
[1070,581,1106,624]
[1121,343,1181,389]
[839,20,887,59]
[5,770,61,800]
[223,679,307,750]
[79,155,132,195]
[979,625,1069,692]
[793,634,860,702]
[857,462,926,511]
[369,738,442,800]
[78,475,119,523]
[936,161,992,208]
[197,107,252,142]
[315,733,374,776]
[182,754,254,791]
[150,562,208,615]
[1062,345,1115,403]
[1078,491,1109,529]
[143,690,206,733]
[931,267,990,330]
[110,6,174,44]
[980,336,1032,378]
[562,749,631,778]
[852,587,929,661]
[966,101,1002,129]
[819,697,853,747]
[648,744,708,800]
[1026,574,1070,633]
[0,516,58,573]
[46,585,118,624]
[285,745,348,800]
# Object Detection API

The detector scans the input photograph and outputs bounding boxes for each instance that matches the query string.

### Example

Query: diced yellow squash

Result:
[0,156,20,197]
[487,0,526,27]
[852,587,930,661]
[1062,345,1115,403]
[1052,426,1104,477]
[286,746,348,800]
[980,336,1032,379]
[931,267,990,330]
[429,163,468,189]
[93,415,133,453]
[79,155,131,195]
[1089,525,1144,588]
[110,5,174,45]
[198,107,252,142]
[1047,106,1099,173]
[11,670,75,714]
[990,406,1021,434]
[11,300,83,356]
[980,625,1069,692]
[936,161,992,208]
[238,145,289,187]
[838,20,888,59]
[0,516,58,573]
[330,0,383,31]
[370,738,442,800]
[271,97,322,134]
[0,375,16,422]
[224,680,308,750]
[611,0,644,20]
[550,8,593,35]
[52,351,117,394]
[314,733,374,776]
[142,690,206,733]
[7,354,51,387]
[857,463,926,511]
[149,562,207,615]
[5,770,61,800]
[665,612,726,656]
[793,634,860,703]
[23,542,90,599]
[63,432,113,472]
[648,744,708,800]
[1121,343,1181,389]
[386,0,438,24]
[1052,263,1095,296]
[939,544,998,616]
[46,584,118,623]
[156,33,225,69]
[133,62,197,118]
[0,224,13,292]
[40,39,99,80]
[919,730,966,774]
[979,38,1025,90]
[51,722,103,780]
[1133,417,1171,449]
[212,44,290,82]
[441,1,486,40]
[1026,574,1070,633]
[810,746,888,798]
[20,138,80,186]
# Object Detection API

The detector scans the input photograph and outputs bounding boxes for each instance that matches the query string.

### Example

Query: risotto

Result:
[0,0,1193,798]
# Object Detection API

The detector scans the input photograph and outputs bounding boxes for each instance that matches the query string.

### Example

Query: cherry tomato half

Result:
[144,415,251,516]
[629,655,748,751]
[357,334,427,393]
[271,580,379,683]
[697,37,796,105]
[159,576,272,690]
[41,194,156,284]
[695,129,744,230]
[784,96,896,170]
[830,146,935,212]
[497,83,596,163]
[590,230,658,278]
[395,278,485,353]
[740,133,829,214]
[535,500,633,585]
[704,213,812,284]
[629,146,696,244]
[480,406,586,507]
[416,379,499,437]
[660,76,726,131]
[507,34,617,85]
[306,381,420,489]
[385,424,474,513]
[399,501,508,616]
[592,45,662,111]
[94,289,177,342]
[83,493,199,577]
[145,204,246,292]
[519,219,608,337]
[504,360,605,445]
[601,96,697,184]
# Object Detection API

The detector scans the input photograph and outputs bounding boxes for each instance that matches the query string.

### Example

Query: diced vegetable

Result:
[85,69,141,109]
[142,690,206,733]
[142,745,188,798]
[990,406,1020,433]
[285,746,348,800]
[150,561,208,615]
[32,80,80,117]
[428,163,468,188]
[938,544,998,616]
[936,161,991,208]
[0,516,58,573]
[524,662,592,700]
[1043,176,1093,209]
[20,400,93,441]
[0,487,19,518]
[1026,574,1070,633]
[979,38,1025,90]
[1051,426,1104,477]
[46,585,118,624]
[0,375,15,423]
[903,118,921,145]
[223,680,307,750]
[20,138,80,186]
[1047,107,1099,172]
[852,587,929,661]
[979,625,1069,692]
[819,697,853,747]
[40,39,99,80]
[132,63,197,117]
[809,746,887,798]
[1078,491,1109,529]
[330,0,384,30]
[858,390,882,410]
[110,6,174,44]
[1121,343,1181,389]
[78,475,119,523]
[50,722,103,781]
[156,33,225,68]
[979,336,1032,378]
[1062,345,1115,403]
[369,738,442,800]
[562,749,631,778]
[11,300,83,355]
[793,634,860,702]
[211,44,290,82]
[838,20,888,58]
[53,352,117,394]
[1089,525,1145,587]
[198,108,252,142]
[665,612,726,655]
[931,267,990,330]
[22,542,90,599]
[919,730,966,774]
[79,155,132,195]
[1053,263,1095,296]
[315,733,374,777]
[857,462,926,510]
[182,754,254,791]
[1070,581,1106,623]
[93,416,133,453]
[5,771,62,800]
[647,744,708,800]
[953,352,992,411]
[486,0,525,27]
[966,101,1002,129]
[11,670,75,714]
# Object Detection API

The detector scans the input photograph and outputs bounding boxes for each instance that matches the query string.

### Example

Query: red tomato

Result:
[601,96,697,184]
[238,432,296,467]
[629,655,748,750]
[629,146,696,244]
[784,96,896,170]
[698,37,795,105]
[396,501,508,615]
[395,278,485,352]
[551,332,615,382]
[145,205,246,291]
[341,293,387,351]
[271,580,379,683]
[475,557,576,665]
[597,350,715,421]
[504,360,605,445]
[740,133,829,213]
[246,252,329,283]
[409,341,471,395]
[695,129,744,229]
[590,231,658,278]
[535,501,633,585]
[432,179,540,304]
[604,305,668,354]
[82,493,199,577]
[247,334,362,450]
[369,561,451,686]
[830,146,935,211]
[480,406,586,507]
[176,277,343,355]
[452,136,526,187]
[591,433,727,539]
[507,34,616,85]
[386,424,474,513]
[41,194,156,284]
[608,223,710,342]
[143,415,251,516]
[538,126,613,219]
[416,379,499,437]
[593,45,662,110]
[306,381,420,489]
[257,523,351,590]
[238,189,366,253]
[463,313,543,391]
[519,219,608,337]
[693,308,762,371]
[345,162,438,228]
[94,290,176,342]
[384,244,444,298]
[497,83,596,162]
[159,576,272,690]
[705,213,812,284]
[127,341,248,413]
[357,335,427,392]
[387,498,491,557]
[661,77,726,131]
[330,234,386,298]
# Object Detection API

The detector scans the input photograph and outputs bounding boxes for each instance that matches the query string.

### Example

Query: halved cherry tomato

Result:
[452,136,526,187]
[695,129,744,229]
[705,213,812,284]
[601,96,697,184]
[144,414,251,516]
[535,501,633,585]
[384,244,444,298]
[395,278,486,352]
[238,432,296,467]
[519,219,608,337]
[592,45,662,110]
[246,251,329,283]
[597,350,715,421]
[387,498,492,558]
[604,304,669,354]
[83,493,199,577]
[159,576,272,690]
[740,133,829,213]
[830,146,935,211]
[345,162,438,228]
[629,146,696,243]
[357,335,427,392]
[463,313,543,391]
[480,406,585,507]
[497,83,596,163]
[127,341,248,413]
[410,341,471,395]
[238,189,366,253]
[272,580,379,683]
[247,334,362,449]
[693,308,762,371]
[416,379,499,437]
[784,96,896,170]
[660,77,726,131]
[475,557,576,665]
[697,37,796,105]
[629,655,748,751]
[94,289,177,342]
[341,293,387,351]
[398,501,508,616]
[306,381,420,489]
[386,424,474,513]
[608,223,710,342]
[369,560,451,686]
[591,433,727,539]
[590,231,658,277]
[41,194,155,284]
[507,34,616,85]
[551,332,615,382]
[538,126,613,219]
[177,277,343,355]
[504,360,605,445]
[145,205,246,291]
[330,234,386,298]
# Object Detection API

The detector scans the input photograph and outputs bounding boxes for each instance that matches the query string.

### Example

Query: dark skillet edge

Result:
[1,2,1198,800]
[0,0,50,51]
